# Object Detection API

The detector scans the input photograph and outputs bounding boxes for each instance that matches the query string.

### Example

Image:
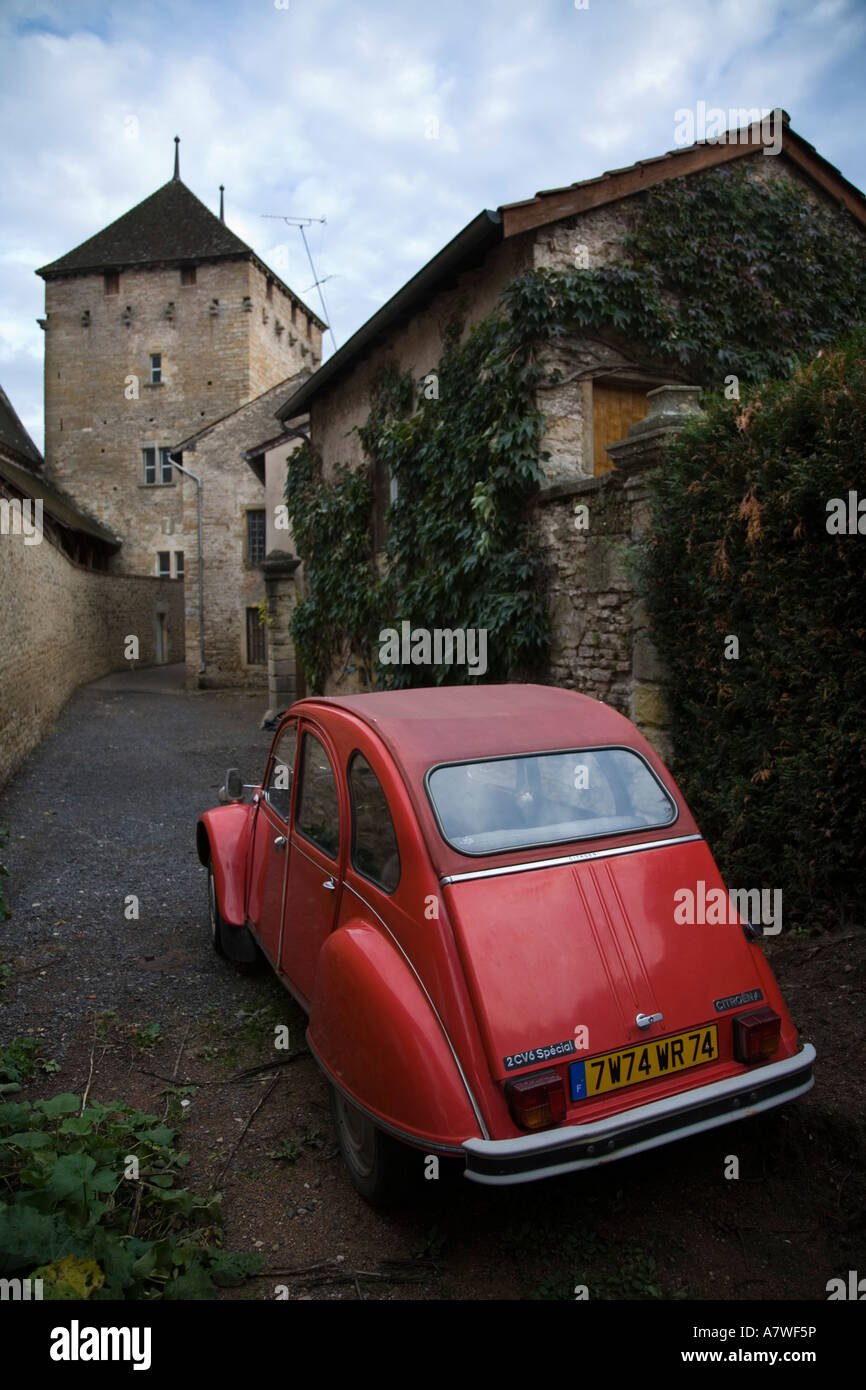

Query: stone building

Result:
[34,141,324,683]
[170,378,309,697]
[276,111,866,753]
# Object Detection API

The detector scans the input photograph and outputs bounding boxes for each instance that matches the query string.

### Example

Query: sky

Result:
[1,0,865,452]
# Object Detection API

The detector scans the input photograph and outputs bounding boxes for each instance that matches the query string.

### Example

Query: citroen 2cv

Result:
[196,685,815,1202]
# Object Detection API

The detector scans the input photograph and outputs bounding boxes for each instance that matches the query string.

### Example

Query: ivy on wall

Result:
[285,162,866,694]
[636,330,866,926]
[284,441,379,694]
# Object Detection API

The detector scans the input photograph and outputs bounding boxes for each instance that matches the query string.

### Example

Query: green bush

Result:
[638,331,866,926]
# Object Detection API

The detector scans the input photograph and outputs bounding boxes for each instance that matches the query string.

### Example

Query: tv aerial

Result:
[262,214,338,352]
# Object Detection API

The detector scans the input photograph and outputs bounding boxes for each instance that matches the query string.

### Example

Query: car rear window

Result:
[426,747,676,855]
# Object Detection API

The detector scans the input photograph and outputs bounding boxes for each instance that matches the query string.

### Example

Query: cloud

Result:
[1,0,864,453]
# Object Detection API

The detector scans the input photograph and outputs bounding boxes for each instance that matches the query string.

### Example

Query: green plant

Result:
[0,1085,264,1298]
[130,1022,162,1050]
[268,1139,302,1164]
[286,444,381,692]
[160,1085,196,1123]
[637,329,866,926]
[0,1037,60,1092]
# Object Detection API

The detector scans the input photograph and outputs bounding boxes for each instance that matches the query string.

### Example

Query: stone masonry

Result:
[0,476,183,786]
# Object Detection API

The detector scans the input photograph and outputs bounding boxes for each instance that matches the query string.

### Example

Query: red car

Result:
[196,685,815,1202]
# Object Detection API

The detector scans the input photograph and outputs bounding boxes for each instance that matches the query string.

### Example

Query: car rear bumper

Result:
[462,1044,816,1185]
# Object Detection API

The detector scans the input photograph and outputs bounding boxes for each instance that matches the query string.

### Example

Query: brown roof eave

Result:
[501,115,866,236]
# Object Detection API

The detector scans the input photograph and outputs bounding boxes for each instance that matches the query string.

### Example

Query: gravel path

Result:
[0,666,276,1046]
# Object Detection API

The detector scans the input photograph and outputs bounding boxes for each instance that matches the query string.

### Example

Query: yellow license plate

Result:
[569,1025,718,1101]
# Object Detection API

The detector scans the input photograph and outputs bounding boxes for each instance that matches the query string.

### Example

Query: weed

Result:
[0,1073,264,1298]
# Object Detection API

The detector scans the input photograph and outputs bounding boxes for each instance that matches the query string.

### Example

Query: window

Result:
[246,607,267,665]
[349,753,400,893]
[142,447,174,485]
[246,509,266,565]
[104,272,119,295]
[427,747,676,856]
[157,551,171,578]
[174,551,184,578]
[295,732,340,859]
[150,353,162,385]
[266,724,297,821]
[181,266,196,286]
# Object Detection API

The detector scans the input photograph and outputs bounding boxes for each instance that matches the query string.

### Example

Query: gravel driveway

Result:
[0,665,274,1041]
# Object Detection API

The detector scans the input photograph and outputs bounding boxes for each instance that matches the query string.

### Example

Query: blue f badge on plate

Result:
[570,1061,587,1101]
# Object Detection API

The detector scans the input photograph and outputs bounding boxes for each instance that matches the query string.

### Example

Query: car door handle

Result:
[322,877,336,891]
[273,836,287,852]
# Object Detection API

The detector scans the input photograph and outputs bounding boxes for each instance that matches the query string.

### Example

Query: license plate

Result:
[570,1025,718,1101]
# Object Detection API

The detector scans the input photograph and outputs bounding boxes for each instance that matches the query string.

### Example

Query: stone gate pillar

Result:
[260,550,302,719]
[604,385,705,761]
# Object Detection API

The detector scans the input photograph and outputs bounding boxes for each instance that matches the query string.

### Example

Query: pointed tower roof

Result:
[35,145,326,327]
[36,177,257,279]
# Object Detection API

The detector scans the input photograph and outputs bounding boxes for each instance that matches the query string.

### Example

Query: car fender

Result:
[307,919,484,1151]
[196,805,252,927]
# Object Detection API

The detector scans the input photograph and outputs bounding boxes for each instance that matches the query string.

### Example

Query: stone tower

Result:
[36,140,324,576]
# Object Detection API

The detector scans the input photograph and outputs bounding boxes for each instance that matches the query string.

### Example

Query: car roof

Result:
[296,683,642,776]
[291,684,690,875]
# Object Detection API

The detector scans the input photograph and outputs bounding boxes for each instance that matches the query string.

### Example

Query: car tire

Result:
[208,862,228,957]
[328,1083,417,1206]
[207,861,261,969]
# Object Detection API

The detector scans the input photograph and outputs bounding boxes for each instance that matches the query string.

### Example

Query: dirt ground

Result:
[1,672,863,1300]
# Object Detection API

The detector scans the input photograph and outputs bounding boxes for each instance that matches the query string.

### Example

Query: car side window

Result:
[295,732,340,859]
[266,724,297,821]
[348,753,401,894]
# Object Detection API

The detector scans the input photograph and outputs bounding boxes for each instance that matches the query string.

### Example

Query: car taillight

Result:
[733,1007,782,1064]
[506,1069,566,1131]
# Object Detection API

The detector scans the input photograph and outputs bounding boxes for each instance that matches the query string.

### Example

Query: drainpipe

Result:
[168,452,205,675]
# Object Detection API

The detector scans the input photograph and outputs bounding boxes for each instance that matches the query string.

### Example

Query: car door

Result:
[280,722,344,1005]
[246,720,298,968]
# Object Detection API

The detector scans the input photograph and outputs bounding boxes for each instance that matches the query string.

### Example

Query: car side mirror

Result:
[220,768,244,803]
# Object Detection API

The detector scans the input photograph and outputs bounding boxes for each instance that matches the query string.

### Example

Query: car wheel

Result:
[208,862,227,957]
[207,861,261,969]
[328,1083,415,1205]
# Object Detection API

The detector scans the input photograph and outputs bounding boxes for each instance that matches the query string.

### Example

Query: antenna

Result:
[262,214,337,352]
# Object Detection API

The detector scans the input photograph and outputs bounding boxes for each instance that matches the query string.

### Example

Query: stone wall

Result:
[0,487,184,787]
[536,468,671,761]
